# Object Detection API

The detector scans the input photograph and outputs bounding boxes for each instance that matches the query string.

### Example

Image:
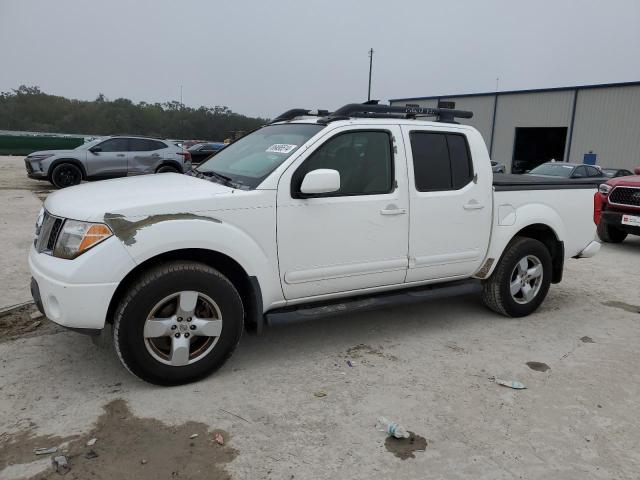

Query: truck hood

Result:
[606,175,640,187]
[44,173,233,222]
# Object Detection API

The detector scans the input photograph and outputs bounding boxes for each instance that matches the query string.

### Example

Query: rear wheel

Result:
[597,222,627,243]
[113,261,244,385]
[482,237,552,317]
[156,165,180,174]
[50,163,82,188]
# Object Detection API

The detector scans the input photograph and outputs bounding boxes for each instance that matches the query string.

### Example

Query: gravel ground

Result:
[1,156,639,479]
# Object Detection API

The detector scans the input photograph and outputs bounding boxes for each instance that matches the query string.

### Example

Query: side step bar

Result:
[264,279,482,328]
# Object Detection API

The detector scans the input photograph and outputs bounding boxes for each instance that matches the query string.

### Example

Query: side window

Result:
[410,132,473,191]
[573,166,587,178]
[586,166,600,177]
[293,130,393,196]
[98,138,128,152]
[130,139,165,151]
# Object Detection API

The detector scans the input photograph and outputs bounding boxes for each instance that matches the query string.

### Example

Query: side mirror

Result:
[89,146,102,153]
[634,167,640,175]
[300,169,340,195]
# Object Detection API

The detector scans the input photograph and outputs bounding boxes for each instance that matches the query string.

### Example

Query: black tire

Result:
[113,261,244,385]
[156,165,180,174]
[482,237,552,317]
[50,163,82,188]
[597,222,627,243]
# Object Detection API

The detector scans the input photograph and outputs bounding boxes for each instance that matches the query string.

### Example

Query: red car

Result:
[595,167,640,243]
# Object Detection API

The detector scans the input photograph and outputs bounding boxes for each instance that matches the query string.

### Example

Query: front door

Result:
[277,126,409,300]
[401,126,492,282]
[86,137,128,178]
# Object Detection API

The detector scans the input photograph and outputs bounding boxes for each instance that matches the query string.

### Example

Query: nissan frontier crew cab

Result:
[29,103,601,385]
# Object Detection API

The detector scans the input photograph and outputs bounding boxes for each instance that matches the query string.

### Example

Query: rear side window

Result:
[586,166,601,177]
[410,132,473,191]
[129,139,166,151]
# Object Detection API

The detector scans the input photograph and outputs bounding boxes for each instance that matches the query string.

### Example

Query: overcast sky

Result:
[1,0,639,118]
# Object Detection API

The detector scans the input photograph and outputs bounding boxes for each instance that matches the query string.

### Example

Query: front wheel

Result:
[113,261,244,385]
[50,163,82,188]
[597,222,627,243]
[482,237,552,317]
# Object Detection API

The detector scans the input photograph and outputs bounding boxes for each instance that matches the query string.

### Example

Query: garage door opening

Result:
[512,127,568,174]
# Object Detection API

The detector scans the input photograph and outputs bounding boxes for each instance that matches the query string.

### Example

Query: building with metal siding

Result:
[390,81,640,172]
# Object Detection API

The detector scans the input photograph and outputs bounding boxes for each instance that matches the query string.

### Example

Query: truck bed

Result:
[493,173,602,191]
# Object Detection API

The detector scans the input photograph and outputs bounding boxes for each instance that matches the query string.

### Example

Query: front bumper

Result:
[25,158,48,179]
[28,239,135,330]
[601,209,640,236]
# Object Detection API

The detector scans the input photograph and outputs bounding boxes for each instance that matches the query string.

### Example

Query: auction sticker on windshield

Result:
[266,144,297,154]
[622,214,640,227]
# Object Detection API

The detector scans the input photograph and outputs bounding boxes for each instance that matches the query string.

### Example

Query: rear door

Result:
[401,126,492,282]
[128,139,166,174]
[85,137,128,177]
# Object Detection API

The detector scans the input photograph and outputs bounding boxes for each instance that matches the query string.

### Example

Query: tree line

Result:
[0,86,269,140]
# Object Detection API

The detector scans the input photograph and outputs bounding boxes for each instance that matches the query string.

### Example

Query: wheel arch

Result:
[478,220,565,284]
[106,248,264,332]
[48,158,87,180]
[155,160,183,173]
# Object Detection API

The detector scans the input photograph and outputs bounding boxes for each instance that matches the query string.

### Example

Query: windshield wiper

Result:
[189,169,244,189]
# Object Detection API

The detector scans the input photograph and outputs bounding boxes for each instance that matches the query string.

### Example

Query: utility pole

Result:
[367,48,374,101]
[180,85,183,106]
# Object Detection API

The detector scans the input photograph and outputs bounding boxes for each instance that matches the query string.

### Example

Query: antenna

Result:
[367,48,374,102]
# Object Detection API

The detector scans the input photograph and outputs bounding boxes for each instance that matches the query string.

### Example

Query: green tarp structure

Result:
[0,135,84,155]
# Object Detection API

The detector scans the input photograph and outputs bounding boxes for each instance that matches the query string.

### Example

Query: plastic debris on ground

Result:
[214,433,224,445]
[86,437,97,446]
[52,455,71,475]
[376,416,410,439]
[190,433,198,439]
[313,391,327,398]
[493,377,526,389]
[34,446,58,455]
[85,450,98,459]
[346,360,355,367]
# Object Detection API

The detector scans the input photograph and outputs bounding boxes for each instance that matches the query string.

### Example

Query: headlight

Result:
[53,220,113,259]
[28,154,54,161]
[598,184,612,195]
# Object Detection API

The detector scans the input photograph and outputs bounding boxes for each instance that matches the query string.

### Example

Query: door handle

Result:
[463,201,484,210]
[117,154,125,157]
[380,207,407,215]
[151,153,160,157]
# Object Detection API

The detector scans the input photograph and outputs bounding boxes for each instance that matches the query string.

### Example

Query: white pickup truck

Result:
[29,103,601,385]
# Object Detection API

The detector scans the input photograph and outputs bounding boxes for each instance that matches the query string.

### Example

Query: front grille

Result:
[609,187,640,207]
[25,159,33,174]
[35,211,64,253]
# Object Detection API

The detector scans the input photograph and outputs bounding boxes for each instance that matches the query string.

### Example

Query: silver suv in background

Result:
[25,136,192,188]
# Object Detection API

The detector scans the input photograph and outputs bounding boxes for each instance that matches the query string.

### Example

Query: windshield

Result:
[529,163,574,177]
[196,123,325,188]
[75,137,105,150]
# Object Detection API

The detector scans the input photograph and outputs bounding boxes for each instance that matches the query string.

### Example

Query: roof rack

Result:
[270,108,330,124]
[319,103,473,124]
[270,103,473,125]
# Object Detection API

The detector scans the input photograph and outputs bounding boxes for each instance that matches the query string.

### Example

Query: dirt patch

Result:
[0,303,62,343]
[580,336,595,343]
[345,343,398,361]
[384,432,427,460]
[1,399,237,480]
[602,301,640,314]
[526,361,550,372]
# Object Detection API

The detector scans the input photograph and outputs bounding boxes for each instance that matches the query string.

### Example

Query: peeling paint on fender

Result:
[104,212,221,246]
